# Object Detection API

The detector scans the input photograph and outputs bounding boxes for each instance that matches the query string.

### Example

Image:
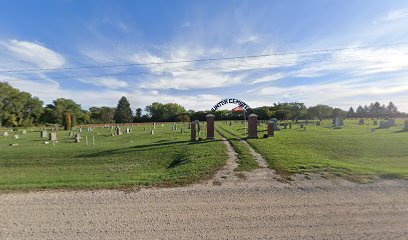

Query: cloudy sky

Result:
[1,0,408,112]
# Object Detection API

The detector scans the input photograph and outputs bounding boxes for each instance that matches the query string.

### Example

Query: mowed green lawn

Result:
[0,123,227,191]
[221,119,408,180]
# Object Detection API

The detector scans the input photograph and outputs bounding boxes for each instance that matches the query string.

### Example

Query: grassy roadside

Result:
[0,123,228,191]
[221,119,408,180]
[216,124,259,172]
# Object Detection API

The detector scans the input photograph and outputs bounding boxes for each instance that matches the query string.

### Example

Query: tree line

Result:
[1,81,406,127]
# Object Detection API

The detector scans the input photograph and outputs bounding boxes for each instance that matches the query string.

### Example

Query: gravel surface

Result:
[0,140,407,239]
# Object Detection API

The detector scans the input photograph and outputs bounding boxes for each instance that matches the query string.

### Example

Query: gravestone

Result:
[373,120,378,126]
[289,122,292,129]
[267,121,275,137]
[229,121,232,126]
[196,120,201,135]
[115,127,123,136]
[270,118,280,130]
[79,128,82,133]
[40,130,48,138]
[126,128,131,134]
[334,117,343,129]
[191,121,197,141]
[151,130,154,135]
[206,114,215,140]
[359,119,365,125]
[380,120,394,129]
[284,123,288,129]
[248,114,258,138]
[404,120,408,130]
[3,132,9,137]
[75,133,81,143]
[300,124,304,128]
[14,135,19,139]
[306,119,309,125]
[153,123,156,129]
[22,130,27,134]
[49,132,57,141]
[316,121,321,126]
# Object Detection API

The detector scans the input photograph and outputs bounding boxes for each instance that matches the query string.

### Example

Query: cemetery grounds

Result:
[1,119,408,239]
[0,119,407,190]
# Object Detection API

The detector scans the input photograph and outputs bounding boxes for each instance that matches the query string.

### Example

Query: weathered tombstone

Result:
[306,119,309,125]
[267,121,275,137]
[229,121,232,126]
[206,114,215,140]
[316,121,321,126]
[153,123,156,129]
[191,121,197,141]
[75,133,81,143]
[270,118,280,130]
[40,130,48,138]
[126,128,131,134]
[14,135,19,139]
[289,122,292,129]
[79,128,82,133]
[49,132,57,141]
[380,121,392,129]
[300,123,304,128]
[248,114,258,138]
[22,130,27,134]
[115,127,122,135]
[3,132,9,137]
[196,120,201,135]
[359,119,365,125]
[151,130,154,135]
[284,123,288,129]
[334,117,343,128]
[404,120,408,131]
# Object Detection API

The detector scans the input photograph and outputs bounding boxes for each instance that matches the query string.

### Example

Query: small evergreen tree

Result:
[63,112,72,130]
[113,96,133,123]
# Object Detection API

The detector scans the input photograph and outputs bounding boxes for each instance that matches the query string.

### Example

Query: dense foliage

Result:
[1,81,406,127]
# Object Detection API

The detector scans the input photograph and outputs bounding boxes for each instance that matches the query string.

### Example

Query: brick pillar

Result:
[190,121,196,141]
[267,121,275,137]
[206,114,215,140]
[248,114,258,138]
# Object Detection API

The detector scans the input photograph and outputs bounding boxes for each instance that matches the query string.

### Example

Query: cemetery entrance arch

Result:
[211,98,251,113]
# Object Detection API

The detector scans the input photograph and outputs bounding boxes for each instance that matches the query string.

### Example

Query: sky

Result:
[1,0,408,112]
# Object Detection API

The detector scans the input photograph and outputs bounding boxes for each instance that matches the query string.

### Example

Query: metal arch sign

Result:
[211,98,251,112]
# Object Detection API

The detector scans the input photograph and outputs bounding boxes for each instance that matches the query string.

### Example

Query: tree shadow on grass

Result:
[79,139,221,158]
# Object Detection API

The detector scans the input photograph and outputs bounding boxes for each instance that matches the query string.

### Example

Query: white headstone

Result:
[49,132,57,141]
[14,135,19,139]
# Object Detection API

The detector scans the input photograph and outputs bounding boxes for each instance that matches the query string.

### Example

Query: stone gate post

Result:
[206,114,215,140]
[248,114,258,138]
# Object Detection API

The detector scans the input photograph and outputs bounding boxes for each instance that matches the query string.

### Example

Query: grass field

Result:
[0,123,227,191]
[220,119,408,180]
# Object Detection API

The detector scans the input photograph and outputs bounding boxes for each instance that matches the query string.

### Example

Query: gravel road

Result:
[1,139,407,239]
[1,176,407,239]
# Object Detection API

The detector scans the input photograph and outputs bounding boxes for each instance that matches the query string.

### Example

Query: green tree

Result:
[307,105,333,120]
[114,96,133,123]
[347,107,355,118]
[386,101,398,117]
[0,82,44,127]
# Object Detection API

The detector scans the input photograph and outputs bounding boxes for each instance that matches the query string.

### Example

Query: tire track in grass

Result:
[218,125,268,169]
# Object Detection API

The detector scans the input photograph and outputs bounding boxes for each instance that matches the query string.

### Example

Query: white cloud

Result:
[238,35,258,44]
[383,8,408,22]
[251,73,286,84]
[0,39,65,68]
[79,77,129,89]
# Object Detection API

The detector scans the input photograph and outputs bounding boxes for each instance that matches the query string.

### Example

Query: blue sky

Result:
[1,0,408,112]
